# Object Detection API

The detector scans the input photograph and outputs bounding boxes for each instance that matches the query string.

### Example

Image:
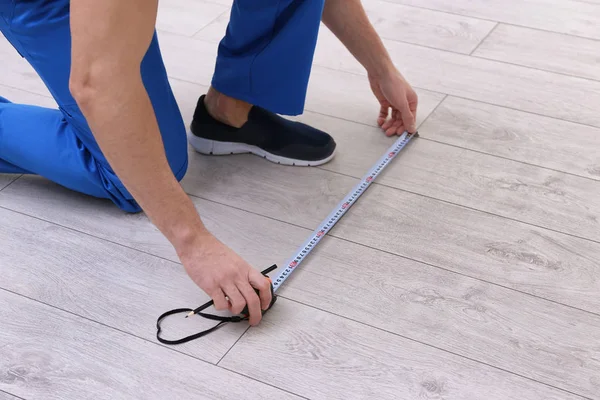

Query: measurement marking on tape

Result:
[272,131,418,292]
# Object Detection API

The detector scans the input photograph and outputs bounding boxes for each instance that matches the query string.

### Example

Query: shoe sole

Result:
[188,131,336,167]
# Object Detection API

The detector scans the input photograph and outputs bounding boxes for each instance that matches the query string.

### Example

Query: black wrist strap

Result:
[156,308,244,345]
[156,265,278,345]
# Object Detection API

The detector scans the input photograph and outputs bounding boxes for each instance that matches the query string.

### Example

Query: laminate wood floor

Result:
[1,1,599,399]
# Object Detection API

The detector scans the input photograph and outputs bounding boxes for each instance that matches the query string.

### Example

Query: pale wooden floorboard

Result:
[0,290,301,400]
[156,0,228,37]
[473,24,600,81]
[179,153,600,313]
[278,233,600,398]
[385,0,600,40]
[0,176,15,192]
[2,174,599,397]
[0,84,56,108]
[220,299,583,400]
[419,96,600,180]
[0,391,20,400]
[0,39,50,98]
[193,2,496,54]
[2,1,600,398]
[312,28,600,128]
[289,112,600,242]
[360,0,496,54]
[0,204,248,363]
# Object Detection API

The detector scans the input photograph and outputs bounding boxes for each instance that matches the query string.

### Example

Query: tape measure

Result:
[156,131,418,345]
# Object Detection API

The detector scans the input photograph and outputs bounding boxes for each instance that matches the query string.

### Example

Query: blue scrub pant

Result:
[0,0,324,212]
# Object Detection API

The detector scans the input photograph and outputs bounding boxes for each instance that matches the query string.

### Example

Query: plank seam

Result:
[191,7,230,37]
[375,0,600,43]
[0,389,26,400]
[268,296,594,400]
[1,184,599,320]
[0,286,307,399]
[469,22,499,55]
[179,194,600,318]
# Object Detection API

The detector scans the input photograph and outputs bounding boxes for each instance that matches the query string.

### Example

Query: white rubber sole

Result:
[187,131,336,167]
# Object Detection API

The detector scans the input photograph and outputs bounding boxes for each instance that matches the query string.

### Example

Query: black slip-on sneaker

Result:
[188,95,336,166]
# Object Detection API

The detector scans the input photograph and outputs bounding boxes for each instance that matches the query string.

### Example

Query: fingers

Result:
[249,269,273,311]
[238,281,263,326]
[209,287,229,311]
[378,105,389,127]
[222,284,246,315]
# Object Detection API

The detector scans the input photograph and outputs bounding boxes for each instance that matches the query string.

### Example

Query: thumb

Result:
[399,102,416,133]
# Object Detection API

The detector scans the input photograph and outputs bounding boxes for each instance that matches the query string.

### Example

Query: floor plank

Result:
[0,204,250,363]
[473,24,600,81]
[179,154,600,314]
[312,28,600,128]
[360,0,496,54]
[385,0,600,40]
[0,290,302,400]
[0,176,16,192]
[221,299,583,400]
[0,85,56,108]
[1,176,599,397]
[0,391,20,400]
[290,111,600,242]
[418,96,600,180]
[156,0,228,37]
[279,234,600,399]
[0,38,50,98]
[158,31,447,128]
[194,2,496,54]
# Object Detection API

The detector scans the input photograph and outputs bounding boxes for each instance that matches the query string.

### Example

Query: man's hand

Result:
[69,0,268,324]
[322,0,419,136]
[179,234,272,326]
[369,69,418,136]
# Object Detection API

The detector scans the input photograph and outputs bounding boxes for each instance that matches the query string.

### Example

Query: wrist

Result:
[168,217,213,257]
[366,57,396,80]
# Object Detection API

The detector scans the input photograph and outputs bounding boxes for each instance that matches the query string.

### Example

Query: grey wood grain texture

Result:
[360,0,496,54]
[0,176,15,192]
[386,0,600,40]
[221,299,583,400]
[193,1,496,54]
[419,96,600,180]
[0,391,20,400]
[0,38,50,98]
[157,30,447,128]
[156,0,228,37]
[0,290,301,400]
[0,84,57,108]
[473,24,600,81]
[289,111,600,242]
[278,234,600,398]
[181,152,600,313]
[1,178,599,399]
[1,159,599,396]
[312,28,600,128]
[0,204,251,363]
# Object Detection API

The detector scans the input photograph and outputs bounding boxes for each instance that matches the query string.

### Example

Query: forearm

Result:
[69,0,209,252]
[75,73,209,249]
[322,0,394,77]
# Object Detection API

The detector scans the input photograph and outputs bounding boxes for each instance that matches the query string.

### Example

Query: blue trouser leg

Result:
[0,1,188,212]
[212,0,325,116]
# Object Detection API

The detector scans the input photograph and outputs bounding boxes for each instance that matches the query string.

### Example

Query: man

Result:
[0,0,418,326]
